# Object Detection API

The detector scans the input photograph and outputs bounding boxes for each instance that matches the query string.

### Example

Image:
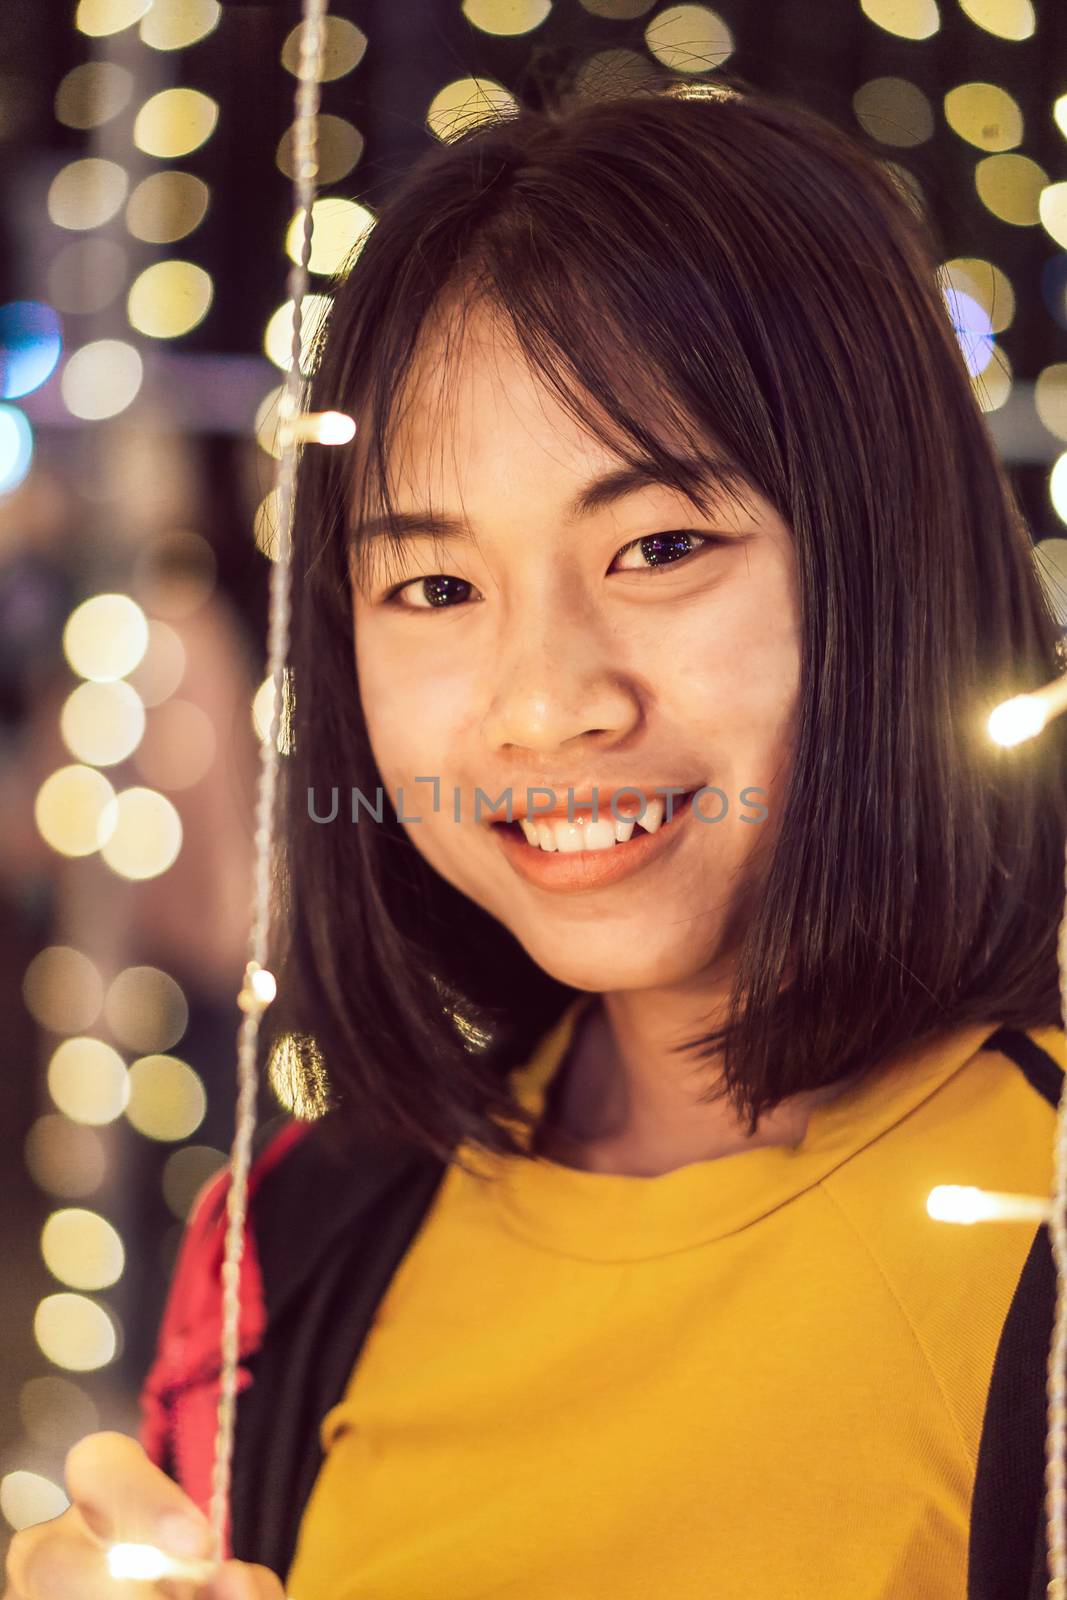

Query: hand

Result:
[3,1432,285,1600]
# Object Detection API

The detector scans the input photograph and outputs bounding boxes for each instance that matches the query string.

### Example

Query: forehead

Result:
[379,297,625,505]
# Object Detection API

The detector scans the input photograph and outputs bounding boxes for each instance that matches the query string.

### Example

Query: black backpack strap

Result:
[967,1027,1063,1600]
[229,1116,447,1578]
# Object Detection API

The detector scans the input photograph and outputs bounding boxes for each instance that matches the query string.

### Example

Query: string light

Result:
[988,672,1067,746]
[80,0,340,1568]
[106,1542,218,1583]
[278,408,355,446]
[927,1184,1052,1224]
[928,659,1067,1595]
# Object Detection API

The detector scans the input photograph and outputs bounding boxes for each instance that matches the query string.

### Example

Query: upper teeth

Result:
[517,796,667,852]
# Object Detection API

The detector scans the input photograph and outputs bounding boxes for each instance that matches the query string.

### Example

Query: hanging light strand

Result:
[205,0,330,1558]
[1045,830,1067,1600]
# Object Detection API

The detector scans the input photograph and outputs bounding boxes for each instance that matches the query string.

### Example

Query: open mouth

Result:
[492,790,699,856]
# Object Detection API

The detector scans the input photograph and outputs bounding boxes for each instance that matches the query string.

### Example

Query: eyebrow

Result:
[350,455,746,546]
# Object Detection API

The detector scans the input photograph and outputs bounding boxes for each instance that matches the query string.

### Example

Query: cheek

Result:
[673,572,801,738]
[354,619,477,783]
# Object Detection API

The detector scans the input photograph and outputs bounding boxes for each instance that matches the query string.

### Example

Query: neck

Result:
[535,985,852,1177]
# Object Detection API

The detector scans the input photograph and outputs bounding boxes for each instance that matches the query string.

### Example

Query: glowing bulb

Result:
[279,409,355,446]
[238,961,276,1013]
[926,1184,1051,1223]
[310,409,355,444]
[988,693,1046,745]
[251,966,277,1003]
[106,1543,217,1584]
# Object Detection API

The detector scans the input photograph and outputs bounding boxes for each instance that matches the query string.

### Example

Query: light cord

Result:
[207,0,329,1556]
[1046,827,1067,1599]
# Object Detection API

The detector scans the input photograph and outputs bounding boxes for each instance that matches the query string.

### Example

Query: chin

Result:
[513,936,724,995]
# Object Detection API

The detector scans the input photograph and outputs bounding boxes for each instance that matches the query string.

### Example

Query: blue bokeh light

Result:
[0,300,63,400]
[943,286,996,377]
[0,404,34,496]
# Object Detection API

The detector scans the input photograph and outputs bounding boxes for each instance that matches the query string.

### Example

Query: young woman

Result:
[7,72,1067,1600]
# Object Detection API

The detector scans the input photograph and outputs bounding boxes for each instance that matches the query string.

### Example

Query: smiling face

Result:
[348,299,801,996]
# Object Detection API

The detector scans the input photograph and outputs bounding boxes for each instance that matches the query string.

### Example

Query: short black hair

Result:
[266,71,1067,1167]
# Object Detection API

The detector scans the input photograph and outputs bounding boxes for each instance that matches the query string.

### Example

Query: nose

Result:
[480,588,643,758]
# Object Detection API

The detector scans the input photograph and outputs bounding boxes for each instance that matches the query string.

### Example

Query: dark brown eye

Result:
[611,530,717,573]
[386,574,477,610]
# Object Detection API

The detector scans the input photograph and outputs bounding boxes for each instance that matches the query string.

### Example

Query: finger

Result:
[64,1433,214,1560]
[6,1515,138,1600]
[205,1561,287,1600]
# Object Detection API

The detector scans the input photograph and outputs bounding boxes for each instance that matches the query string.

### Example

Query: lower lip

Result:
[490,791,699,894]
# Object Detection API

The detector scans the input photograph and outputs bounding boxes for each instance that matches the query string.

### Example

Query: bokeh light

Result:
[957,0,1035,39]
[970,346,1012,412]
[47,1037,129,1125]
[41,1208,125,1292]
[131,528,217,618]
[133,87,218,159]
[25,1116,108,1200]
[105,965,188,1053]
[426,77,519,142]
[0,301,63,400]
[1033,538,1067,624]
[34,765,116,858]
[281,15,367,79]
[133,698,216,789]
[47,158,128,231]
[22,946,104,1034]
[254,384,285,458]
[98,787,183,880]
[19,1376,99,1451]
[263,294,332,372]
[1052,453,1067,526]
[940,257,1015,333]
[48,238,128,316]
[859,0,939,38]
[75,0,152,37]
[34,1293,117,1371]
[127,260,214,338]
[580,0,655,11]
[140,0,222,50]
[0,404,33,496]
[285,198,374,276]
[574,47,657,100]
[268,1033,330,1121]
[1040,185,1067,252]
[852,78,933,147]
[1036,365,1067,443]
[60,679,146,766]
[161,1145,227,1220]
[54,61,133,129]
[61,339,143,420]
[975,153,1047,225]
[252,671,294,753]
[643,4,733,72]
[945,286,995,374]
[462,0,552,34]
[64,593,149,681]
[254,487,281,558]
[126,619,187,705]
[126,1054,206,1141]
[276,114,363,183]
[0,1472,69,1533]
[126,171,210,244]
[943,83,1022,152]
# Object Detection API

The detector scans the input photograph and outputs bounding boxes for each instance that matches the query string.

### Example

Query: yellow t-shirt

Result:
[285,1000,1065,1600]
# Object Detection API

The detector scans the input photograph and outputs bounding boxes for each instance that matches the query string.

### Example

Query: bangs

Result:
[339,231,763,601]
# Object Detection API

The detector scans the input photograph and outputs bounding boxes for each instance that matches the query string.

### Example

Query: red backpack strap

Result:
[138,1119,309,1554]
